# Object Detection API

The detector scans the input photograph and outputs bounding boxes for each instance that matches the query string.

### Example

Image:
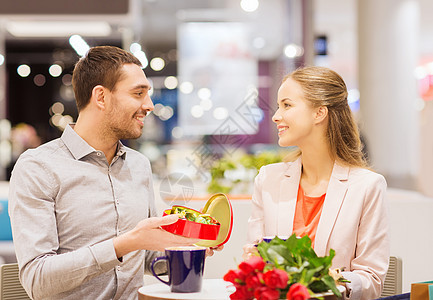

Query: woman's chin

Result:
[278,139,291,148]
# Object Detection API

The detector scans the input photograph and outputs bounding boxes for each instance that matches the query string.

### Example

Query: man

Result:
[8,46,199,299]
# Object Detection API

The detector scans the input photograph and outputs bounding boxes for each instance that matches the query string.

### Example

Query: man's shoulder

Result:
[18,138,64,162]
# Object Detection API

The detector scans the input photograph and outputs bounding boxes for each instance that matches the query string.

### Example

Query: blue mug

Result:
[151,246,206,293]
[263,235,290,243]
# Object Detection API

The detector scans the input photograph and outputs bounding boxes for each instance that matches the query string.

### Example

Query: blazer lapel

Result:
[314,162,350,256]
[277,158,302,237]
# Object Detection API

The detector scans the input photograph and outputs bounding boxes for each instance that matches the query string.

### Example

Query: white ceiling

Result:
[1,0,432,59]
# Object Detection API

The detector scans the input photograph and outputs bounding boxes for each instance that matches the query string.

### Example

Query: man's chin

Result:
[118,130,143,140]
[128,132,143,140]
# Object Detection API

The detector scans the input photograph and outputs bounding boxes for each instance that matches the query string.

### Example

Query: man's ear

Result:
[314,106,328,124]
[91,85,106,110]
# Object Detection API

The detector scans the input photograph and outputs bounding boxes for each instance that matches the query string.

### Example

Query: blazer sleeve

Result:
[344,174,390,300]
[247,167,266,243]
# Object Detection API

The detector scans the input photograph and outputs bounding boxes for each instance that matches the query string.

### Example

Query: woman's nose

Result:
[272,110,281,123]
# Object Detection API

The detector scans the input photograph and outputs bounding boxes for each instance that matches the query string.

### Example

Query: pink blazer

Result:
[248,158,390,300]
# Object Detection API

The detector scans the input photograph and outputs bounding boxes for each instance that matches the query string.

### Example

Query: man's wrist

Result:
[113,230,135,258]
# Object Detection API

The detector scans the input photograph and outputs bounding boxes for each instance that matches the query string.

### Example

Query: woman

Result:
[244,66,389,300]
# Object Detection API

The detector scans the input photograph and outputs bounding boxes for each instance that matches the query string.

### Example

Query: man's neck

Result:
[74,115,118,164]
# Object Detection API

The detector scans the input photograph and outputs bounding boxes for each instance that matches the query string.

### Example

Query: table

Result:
[138,279,345,300]
[138,279,235,300]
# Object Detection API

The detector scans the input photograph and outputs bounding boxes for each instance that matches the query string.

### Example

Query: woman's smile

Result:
[277,125,288,135]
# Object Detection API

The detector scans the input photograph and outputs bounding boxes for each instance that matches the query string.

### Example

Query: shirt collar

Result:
[61,124,127,160]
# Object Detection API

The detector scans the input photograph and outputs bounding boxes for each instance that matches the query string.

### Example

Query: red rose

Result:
[263,268,289,289]
[224,269,246,285]
[245,273,263,289]
[239,256,266,274]
[254,286,280,300]
[286,283,310,300]
[256,271,265,284]
[230,285,254,300]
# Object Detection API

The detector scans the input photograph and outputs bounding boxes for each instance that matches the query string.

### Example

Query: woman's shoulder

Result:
[260,161,292,173]
[348,166,387,187]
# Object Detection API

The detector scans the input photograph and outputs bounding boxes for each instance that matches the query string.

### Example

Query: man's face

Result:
[105,63,154,140]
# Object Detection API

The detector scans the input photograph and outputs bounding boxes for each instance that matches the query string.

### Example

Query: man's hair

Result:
[72,45,142,112]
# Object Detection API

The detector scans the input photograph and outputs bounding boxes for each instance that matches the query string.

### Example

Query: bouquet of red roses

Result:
[223,234,348,300]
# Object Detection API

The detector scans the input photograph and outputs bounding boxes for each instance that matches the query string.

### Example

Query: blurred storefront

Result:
[0,0,310,195]
[0,0,433,197]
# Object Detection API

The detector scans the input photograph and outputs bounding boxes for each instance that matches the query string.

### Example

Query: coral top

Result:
[293,184,326,245]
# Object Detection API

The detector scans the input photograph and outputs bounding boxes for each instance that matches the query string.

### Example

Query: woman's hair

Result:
[72,45,142,112]
[283,66,368,168]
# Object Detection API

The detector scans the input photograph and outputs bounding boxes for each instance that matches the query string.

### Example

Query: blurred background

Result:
[1,0,433,196]
[1,0,433,291]
[1,0,433,194]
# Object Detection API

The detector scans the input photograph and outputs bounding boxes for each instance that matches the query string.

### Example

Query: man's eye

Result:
[136,92,143,96]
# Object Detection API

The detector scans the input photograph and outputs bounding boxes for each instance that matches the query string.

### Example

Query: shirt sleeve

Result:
[8,153,120,299]
[143,168,167,275]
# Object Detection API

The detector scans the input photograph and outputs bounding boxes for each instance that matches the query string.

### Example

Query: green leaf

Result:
[284,234,300,251]
[304,266,324,283]
[267,247,288,266]
[255,233,342,297]
[308,280,329,293]
[321,275,342,297]
[257,241,271,262]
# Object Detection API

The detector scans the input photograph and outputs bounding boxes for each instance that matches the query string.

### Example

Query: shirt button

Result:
[96,152,102,156]
[116,266,120,271]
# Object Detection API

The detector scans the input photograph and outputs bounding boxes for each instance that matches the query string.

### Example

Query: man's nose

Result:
[142,95,154,112]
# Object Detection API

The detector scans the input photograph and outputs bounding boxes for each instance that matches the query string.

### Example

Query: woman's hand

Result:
[242,243,259,260]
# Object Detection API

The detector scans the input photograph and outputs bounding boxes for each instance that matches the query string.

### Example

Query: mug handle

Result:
[151,256,170,286]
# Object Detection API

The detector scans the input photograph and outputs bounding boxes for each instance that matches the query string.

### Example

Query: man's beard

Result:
[106,105,144,140]
[110,120,143,140]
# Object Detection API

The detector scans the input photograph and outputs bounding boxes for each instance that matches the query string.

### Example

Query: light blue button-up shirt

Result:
[9,124,162,300]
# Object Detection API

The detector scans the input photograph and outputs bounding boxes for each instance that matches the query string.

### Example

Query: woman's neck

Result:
[299,143,334,196]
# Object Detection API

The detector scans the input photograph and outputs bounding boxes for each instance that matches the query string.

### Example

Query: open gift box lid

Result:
[161,193,233,248]
[196,193,233,248]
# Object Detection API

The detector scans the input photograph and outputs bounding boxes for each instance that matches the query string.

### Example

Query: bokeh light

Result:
[17,64,31,77]
[150,57,165,71]
[164,76,178,89]
[33,74,46,87]
[49,64,63,77]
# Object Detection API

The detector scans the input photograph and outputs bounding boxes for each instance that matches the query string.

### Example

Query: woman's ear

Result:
[91,85,106,110]
[314,106,328,124]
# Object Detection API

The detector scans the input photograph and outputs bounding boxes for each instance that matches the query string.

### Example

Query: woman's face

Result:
[272,78,319,148]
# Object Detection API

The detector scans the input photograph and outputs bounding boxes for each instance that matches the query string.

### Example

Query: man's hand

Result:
[113,215,199,258]
[206,245,224,257]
